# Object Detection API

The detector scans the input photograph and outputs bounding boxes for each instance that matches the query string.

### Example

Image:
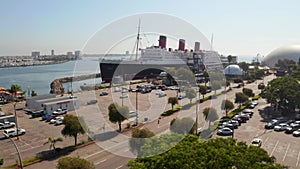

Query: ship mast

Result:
[210,33,214,51]
[135,19,141,61]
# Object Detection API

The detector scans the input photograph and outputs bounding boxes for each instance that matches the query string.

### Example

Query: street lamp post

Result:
[13,100,20,140]
[135,90,138,126]
[270,89,280,111]
[195,86,200,135]
[3,133,23,169]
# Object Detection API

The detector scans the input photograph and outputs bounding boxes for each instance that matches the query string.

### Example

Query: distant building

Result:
[51,49,54,56]
[74,50,80,57]
[31,51,40,57]
[67,52,73,57]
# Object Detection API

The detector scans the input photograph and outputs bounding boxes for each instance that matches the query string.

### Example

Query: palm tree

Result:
[168,97,178,110]
[202,107,218,128]
[221,100,234,117]
[44,137,63,151]
[10,84,21,100]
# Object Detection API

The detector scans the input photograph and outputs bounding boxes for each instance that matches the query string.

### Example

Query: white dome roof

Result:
[263,45,300,67]
[224,65,243,76]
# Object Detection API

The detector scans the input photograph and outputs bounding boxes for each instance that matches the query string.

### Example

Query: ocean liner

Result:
[99,29,223,83]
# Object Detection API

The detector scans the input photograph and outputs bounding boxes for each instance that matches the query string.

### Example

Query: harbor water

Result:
[0,57,101,95]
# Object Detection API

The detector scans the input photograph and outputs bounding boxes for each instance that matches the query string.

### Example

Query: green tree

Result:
[228,55,233,64]
[168,97,178,110]
[129,128,155,156]
[264,77,300,111]
[128,136,285,169]
[10,84,21,95]
[242,88,254,97]
[176,67,195,84]
[44,137,63,151]
[185,88,196,103]
[108,103,129,132]
[235,92,249,106]
[275,58,297,72]
[202,107,218,128]
[203,71,210,86]
[170,117,196,134]
[211,80,222,94]
[31,90,37,97]
[198,85,207,99]
[221,100,234,117]
[57,156,94,169]
[61,114,86,146]
[258,83,265,90]
[238,62,249,72]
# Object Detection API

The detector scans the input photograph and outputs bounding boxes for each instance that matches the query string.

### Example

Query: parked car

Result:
[251,138,262,147]
[0,121,16,129]
[248,104,255,109]
[285,127,299,134]
[228,120,239,128]
[242,109,254,117]
[265,122,276,129]
[158,91,167,97]
[99,92,108,96]
[46,115,57,122]
[3,128,26,138]
[217,127,233,136]
[31,110,44,118]
[53,109,68,115]
[55,118,64,125]
[292,129,300,137]
[218,123,235,130]
[114,87,121,92]
[120,94,129,98]
[42,114,54,121]
[87,100,97,105]
[178,95,185,100]
[50,116,64,124]
[129,111,137,118]
[274,123,289,131]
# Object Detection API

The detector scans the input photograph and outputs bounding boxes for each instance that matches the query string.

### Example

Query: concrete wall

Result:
[0,115,15,123]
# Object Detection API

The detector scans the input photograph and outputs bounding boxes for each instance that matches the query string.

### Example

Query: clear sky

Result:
[1,0,300,57]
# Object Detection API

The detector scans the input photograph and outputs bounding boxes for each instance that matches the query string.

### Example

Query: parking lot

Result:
[215,97,300,169]
[0,103,87,166]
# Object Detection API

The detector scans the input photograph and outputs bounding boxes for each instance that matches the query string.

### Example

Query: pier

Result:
[50,73,101,94]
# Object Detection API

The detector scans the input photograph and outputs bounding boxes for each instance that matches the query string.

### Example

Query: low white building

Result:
[26,94,80,114]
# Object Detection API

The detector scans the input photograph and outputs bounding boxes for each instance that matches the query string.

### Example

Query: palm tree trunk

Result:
[74,134,77,146]
[118,122,122,132]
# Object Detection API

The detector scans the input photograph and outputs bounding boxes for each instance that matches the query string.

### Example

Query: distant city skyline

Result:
[1,0,300,57]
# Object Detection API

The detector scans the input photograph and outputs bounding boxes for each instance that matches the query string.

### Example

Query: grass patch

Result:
[252,95,260,100]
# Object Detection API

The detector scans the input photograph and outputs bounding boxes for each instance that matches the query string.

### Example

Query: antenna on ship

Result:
[211,33,214,50]
[135,19,141,61]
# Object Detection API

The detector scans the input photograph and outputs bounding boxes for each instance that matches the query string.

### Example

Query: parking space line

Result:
[296,150,300,167]
[95,158,107,165]
[263,136,269,147]
[116,165,123,169]
[270,140,279,156]
[84,149,105,159]
[282,143,290,162]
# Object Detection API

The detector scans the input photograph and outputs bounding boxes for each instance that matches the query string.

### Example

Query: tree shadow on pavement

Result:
[93,131,118,141]
[36,146,74,161]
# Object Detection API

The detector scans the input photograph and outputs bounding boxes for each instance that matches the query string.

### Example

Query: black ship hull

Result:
[100,61,187,83]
